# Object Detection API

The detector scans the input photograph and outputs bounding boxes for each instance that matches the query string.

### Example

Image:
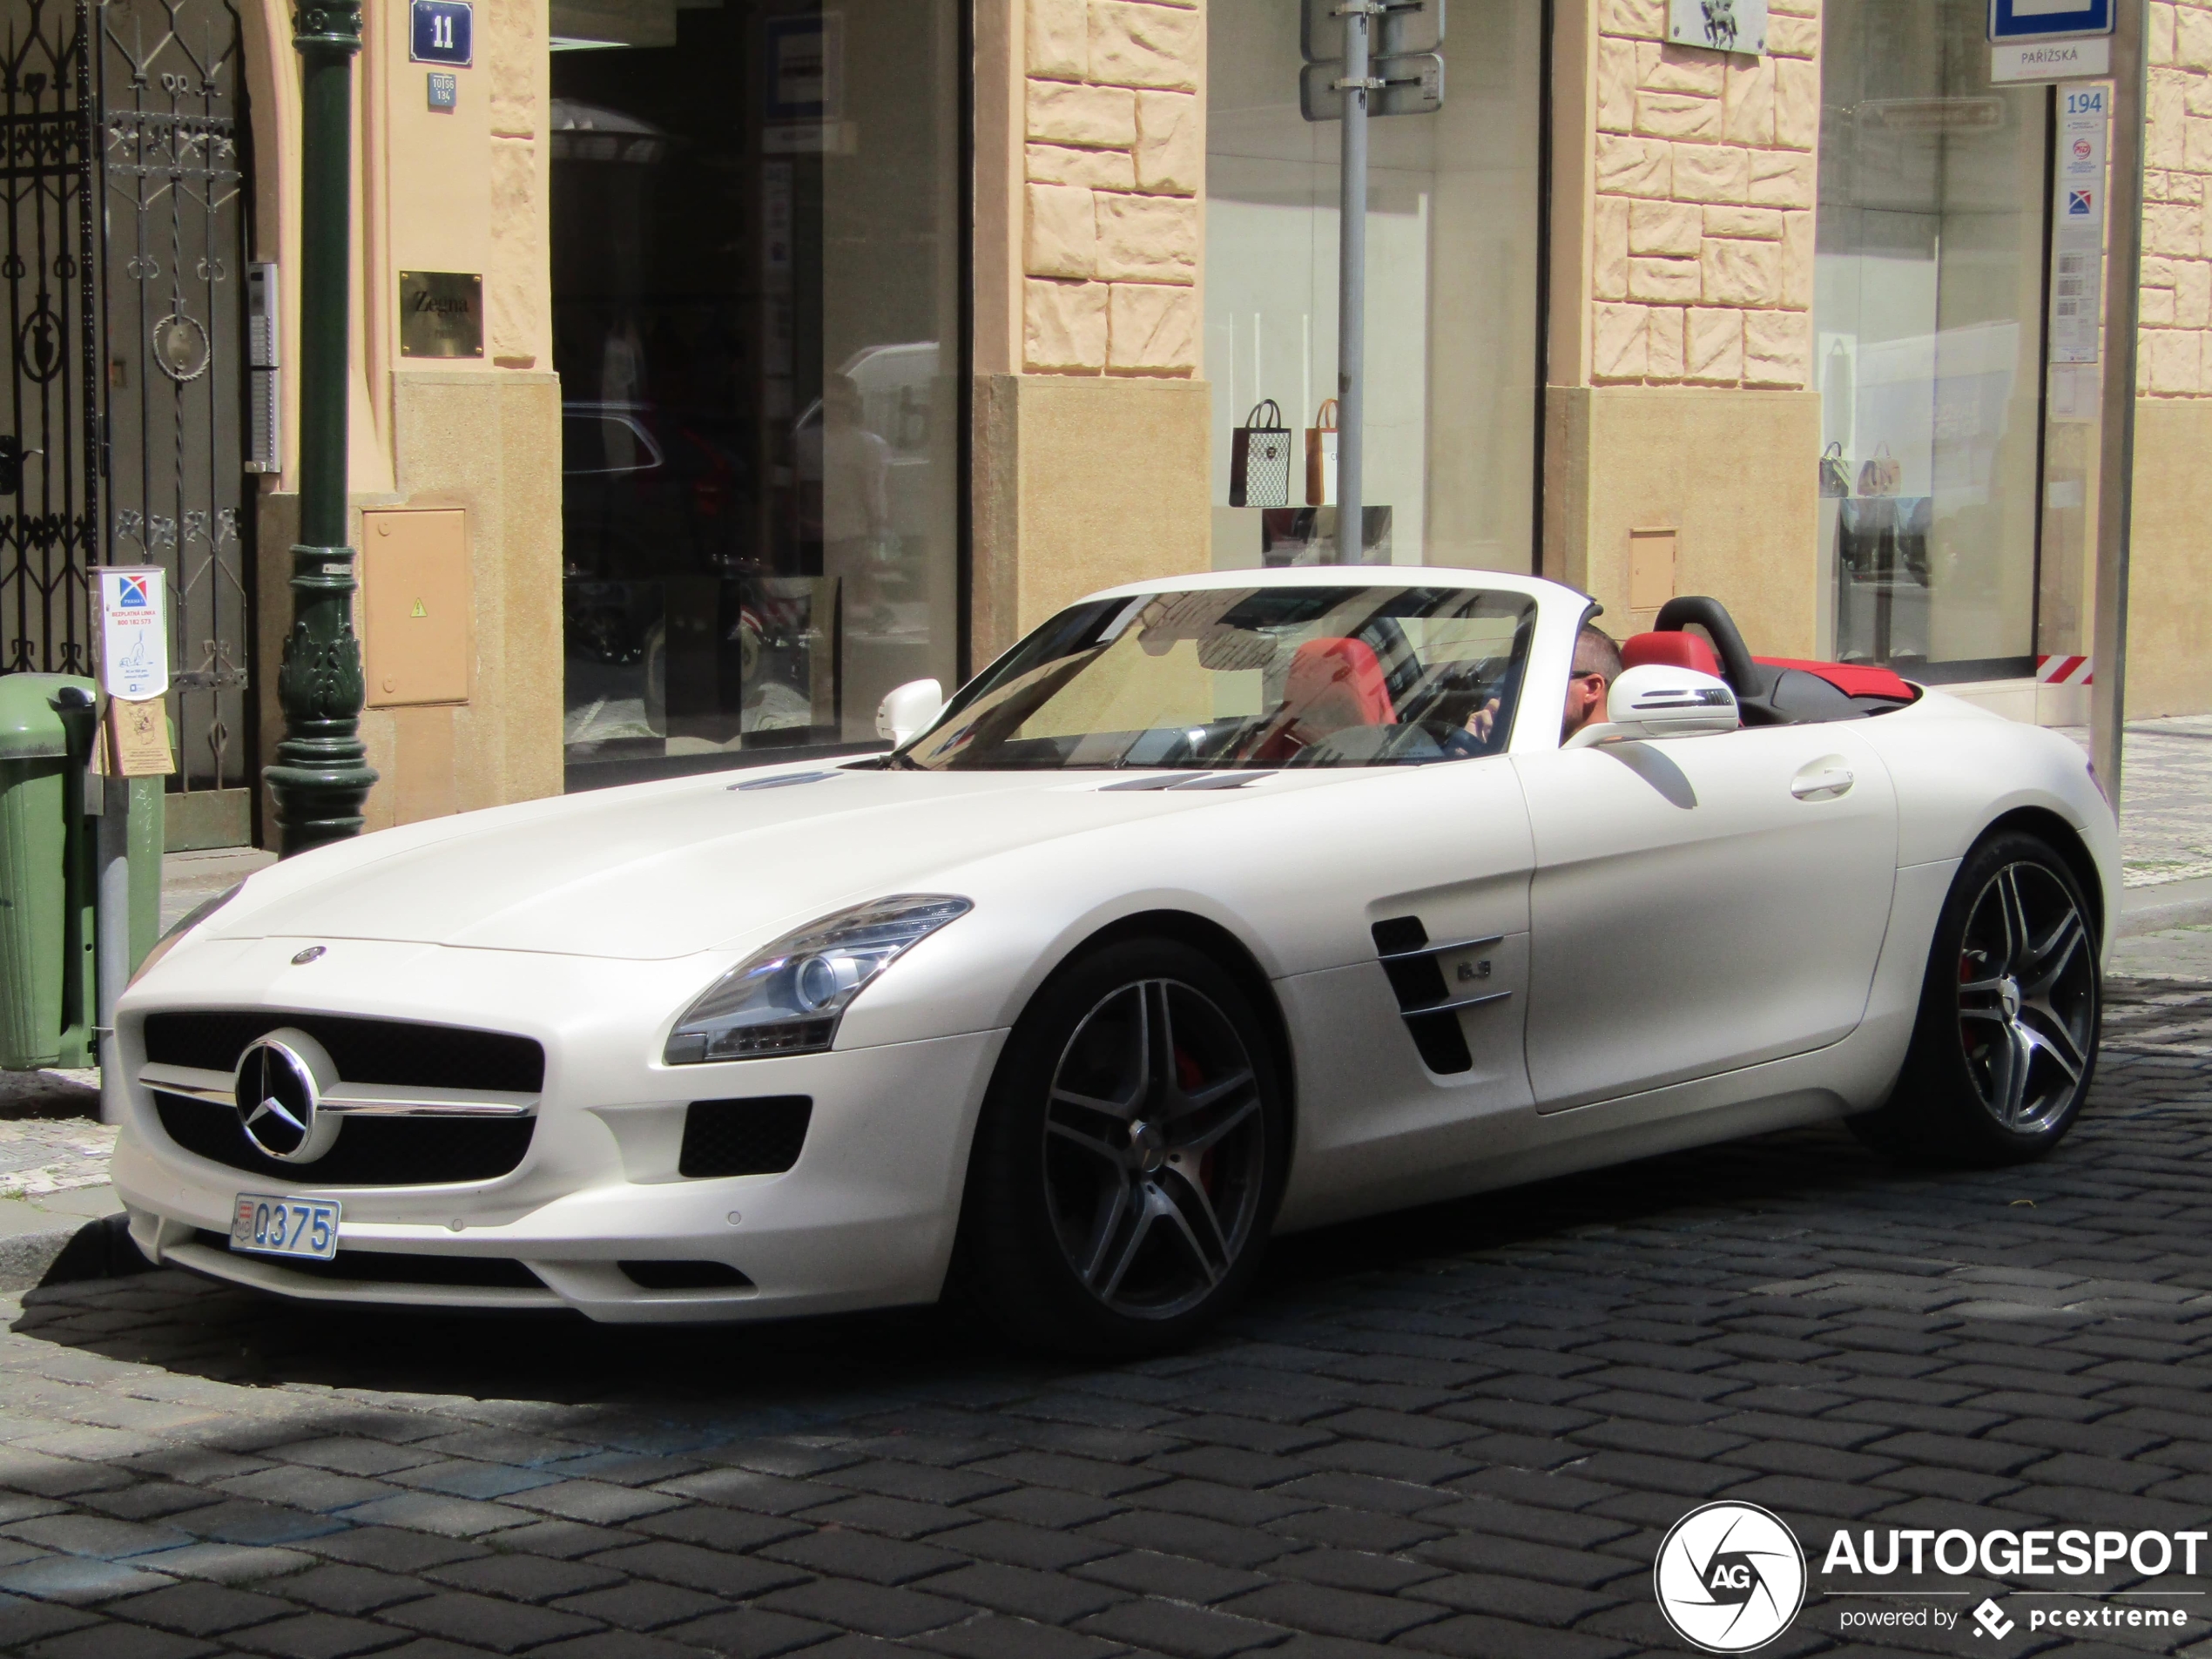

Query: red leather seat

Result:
[1256,637,1394,759]
[1622,631,1723,678]
[1285,637,1393,727]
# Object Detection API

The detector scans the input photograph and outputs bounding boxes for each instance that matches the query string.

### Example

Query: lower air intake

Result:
[679,1096,812,1177]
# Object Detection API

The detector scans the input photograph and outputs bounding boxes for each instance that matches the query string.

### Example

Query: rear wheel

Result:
[1851,832,2100,1164]
[960,940,1287,1355]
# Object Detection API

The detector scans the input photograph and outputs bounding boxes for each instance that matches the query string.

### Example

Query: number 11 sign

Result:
[410,0,471,67]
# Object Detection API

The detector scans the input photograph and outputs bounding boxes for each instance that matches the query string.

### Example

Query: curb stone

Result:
[2118,873,2212,937]
[0,1211,150,1292]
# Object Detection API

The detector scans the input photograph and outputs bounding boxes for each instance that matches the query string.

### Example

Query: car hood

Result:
[203,765,1307,961]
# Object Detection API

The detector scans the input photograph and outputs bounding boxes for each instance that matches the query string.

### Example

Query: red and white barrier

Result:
[2037,654,2093,686]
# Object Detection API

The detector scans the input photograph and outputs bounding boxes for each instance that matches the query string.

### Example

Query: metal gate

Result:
[99,0,253,847]
[0,0,253,849]
[0,0,100,683]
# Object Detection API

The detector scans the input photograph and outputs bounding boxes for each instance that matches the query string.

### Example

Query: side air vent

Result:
[678,1096,813,1177]
[1369,916,1516,1076]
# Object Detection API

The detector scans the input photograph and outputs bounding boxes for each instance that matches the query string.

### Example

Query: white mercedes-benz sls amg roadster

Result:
[115,569,2116,1353]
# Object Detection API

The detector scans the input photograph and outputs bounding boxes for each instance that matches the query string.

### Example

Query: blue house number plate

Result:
[411,0,472,66]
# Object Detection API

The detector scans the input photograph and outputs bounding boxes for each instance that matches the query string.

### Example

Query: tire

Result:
[1851,831,2101,1165]
[959,939,1289,1357]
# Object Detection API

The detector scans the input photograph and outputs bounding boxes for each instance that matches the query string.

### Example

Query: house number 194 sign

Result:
[410,0,471,66]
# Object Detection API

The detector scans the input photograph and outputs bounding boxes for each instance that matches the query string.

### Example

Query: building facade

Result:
[0,0,2198,849]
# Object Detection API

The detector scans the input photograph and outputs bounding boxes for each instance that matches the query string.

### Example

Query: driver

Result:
[1460,622,1622,749]
[1557,623,1622,741]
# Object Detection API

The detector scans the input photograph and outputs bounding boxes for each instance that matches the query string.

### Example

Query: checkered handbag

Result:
[1229,400,1291,508]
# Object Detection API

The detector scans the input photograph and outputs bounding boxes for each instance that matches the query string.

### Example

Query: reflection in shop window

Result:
[551,0,959,776]
[1815,0,2047,678]
[1204,0,1542,573]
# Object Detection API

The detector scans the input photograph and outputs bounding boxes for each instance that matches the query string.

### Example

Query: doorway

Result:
[0,0,259,850]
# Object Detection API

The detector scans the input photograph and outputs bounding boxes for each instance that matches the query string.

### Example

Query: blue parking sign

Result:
[1988,0,2111,43]
[410,0,471,65]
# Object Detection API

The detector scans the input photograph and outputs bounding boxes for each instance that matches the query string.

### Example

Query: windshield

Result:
[900,584,1538,771]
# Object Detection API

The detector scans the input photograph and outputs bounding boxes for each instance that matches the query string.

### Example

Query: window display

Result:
[1815,0,2048,677]
[552,0,960,777]
[1204,0,1543,572]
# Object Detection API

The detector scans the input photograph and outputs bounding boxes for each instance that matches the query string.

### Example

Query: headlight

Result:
[664,894,972,1064]
[128,882,245,988]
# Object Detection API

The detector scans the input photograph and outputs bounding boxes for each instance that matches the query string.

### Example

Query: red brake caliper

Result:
[1175,1049,1215,1192]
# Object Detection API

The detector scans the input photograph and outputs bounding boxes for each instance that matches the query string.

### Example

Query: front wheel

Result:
[959,940,1288,1356]
[1852,831,2101,1165]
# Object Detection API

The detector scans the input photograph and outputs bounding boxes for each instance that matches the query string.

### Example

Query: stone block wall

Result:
[484,0,549,369]
[1022,0,1204,375]
[2141,1,2212,395]
[1587,0,1819,390]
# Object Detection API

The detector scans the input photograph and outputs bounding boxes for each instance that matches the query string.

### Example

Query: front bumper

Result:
[114,937,1008,1323]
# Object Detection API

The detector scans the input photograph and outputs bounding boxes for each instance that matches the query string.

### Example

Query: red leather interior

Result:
[1283,637,1394,731]
[1622,631,1723,678]
[1754,657,1916,700]
[1253,637,1395,761]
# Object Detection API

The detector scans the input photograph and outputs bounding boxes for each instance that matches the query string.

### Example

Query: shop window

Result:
[1204,0,1543,570]
[1816,0,2047,678]
[552,0,961,779]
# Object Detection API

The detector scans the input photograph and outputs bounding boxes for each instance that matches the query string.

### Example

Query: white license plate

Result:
[231,1194,341,1261]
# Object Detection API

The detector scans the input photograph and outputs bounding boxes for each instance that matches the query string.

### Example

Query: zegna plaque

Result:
[398,271,483,358]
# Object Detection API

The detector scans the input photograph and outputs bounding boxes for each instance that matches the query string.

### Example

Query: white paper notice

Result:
[2050,83,2108,366]
[96,566,169,700]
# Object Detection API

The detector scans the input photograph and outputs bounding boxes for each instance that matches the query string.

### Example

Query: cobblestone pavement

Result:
[3,993,2212,1659]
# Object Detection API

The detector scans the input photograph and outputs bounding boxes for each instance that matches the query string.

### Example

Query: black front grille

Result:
[143,1011,543,1093]
[679,1096,812,1177]
[191,1231,543,1288]
[157,1095,535,1186]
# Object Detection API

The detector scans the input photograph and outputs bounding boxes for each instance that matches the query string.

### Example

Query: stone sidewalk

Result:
[2087,717,2212,893]
[0,984,2208,1657]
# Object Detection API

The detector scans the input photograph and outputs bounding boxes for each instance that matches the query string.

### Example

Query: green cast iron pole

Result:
[265,0,376,855]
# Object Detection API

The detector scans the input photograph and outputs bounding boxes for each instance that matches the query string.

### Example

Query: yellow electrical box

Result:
[1629,527,1677,614]
[362,509,471,706]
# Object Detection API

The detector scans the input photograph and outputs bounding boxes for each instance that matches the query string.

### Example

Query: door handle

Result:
[1791,762,1854,802]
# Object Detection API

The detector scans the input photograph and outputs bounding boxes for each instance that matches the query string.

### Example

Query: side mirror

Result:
[1565,664,1739,749]
[875,678,943,746]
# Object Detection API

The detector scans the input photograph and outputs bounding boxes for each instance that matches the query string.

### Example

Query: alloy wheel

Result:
[1957,861,2096,1134]
[1042,978,1268,1320]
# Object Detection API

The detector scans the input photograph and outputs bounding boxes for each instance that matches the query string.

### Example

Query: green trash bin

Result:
[0,675,99,1071]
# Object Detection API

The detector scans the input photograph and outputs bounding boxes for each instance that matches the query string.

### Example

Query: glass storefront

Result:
[1815,0,2052,677]
[552,0,961,778]
[1204,0,1543,570]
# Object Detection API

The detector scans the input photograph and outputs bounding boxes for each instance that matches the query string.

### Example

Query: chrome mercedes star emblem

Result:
[233,1038,321,1162]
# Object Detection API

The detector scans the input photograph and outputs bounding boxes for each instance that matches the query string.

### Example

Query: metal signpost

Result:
[1301,0,1441,566]
[1982,0,2135,815]
[94,568,171,1124]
